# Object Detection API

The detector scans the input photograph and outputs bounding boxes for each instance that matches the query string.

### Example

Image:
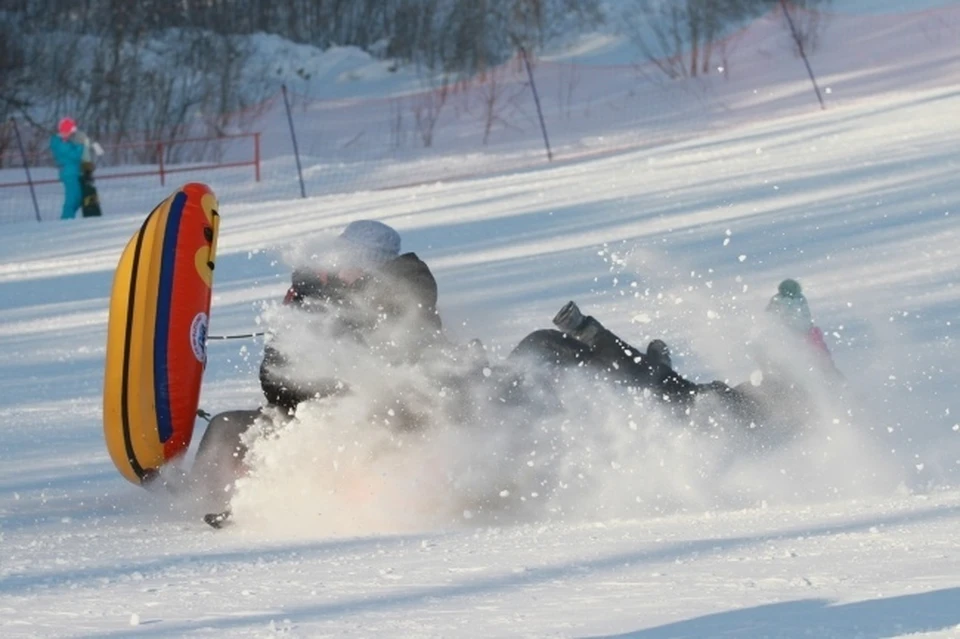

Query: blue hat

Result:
[335,220,401,266]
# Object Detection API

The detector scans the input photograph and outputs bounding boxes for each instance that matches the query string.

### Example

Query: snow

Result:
[250,36,424,100]
[1,2,960,637]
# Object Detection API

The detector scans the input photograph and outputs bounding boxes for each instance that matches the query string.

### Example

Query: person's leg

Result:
[191,409,262,506]
[510,328,593,369]
[60,177,82,219]
[552,301,689,393]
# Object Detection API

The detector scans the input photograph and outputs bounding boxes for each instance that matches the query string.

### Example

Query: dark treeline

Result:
[618,0,830,79]
[6,0,604,73]
[0,0,827,164]
[1,0,600,163]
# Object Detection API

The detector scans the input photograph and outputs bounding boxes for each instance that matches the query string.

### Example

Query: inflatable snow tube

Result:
[103,183,220,486]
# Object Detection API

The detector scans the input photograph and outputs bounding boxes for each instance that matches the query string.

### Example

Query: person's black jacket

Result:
[260,252,442,411]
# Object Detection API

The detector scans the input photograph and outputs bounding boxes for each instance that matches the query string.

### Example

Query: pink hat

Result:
[58,117,77,138]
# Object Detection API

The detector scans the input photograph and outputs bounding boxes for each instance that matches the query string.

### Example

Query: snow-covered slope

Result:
[2,77,958,639]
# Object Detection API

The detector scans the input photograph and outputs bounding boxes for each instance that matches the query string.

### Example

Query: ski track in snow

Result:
[1,4,960,638]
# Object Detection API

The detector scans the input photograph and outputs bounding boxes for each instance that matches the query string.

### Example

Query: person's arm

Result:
[259,343,343,412]
[381,253,442,331]
[66,138,86,163]
[72,131,92,165]
[258,274,322,410]
[50,136,85,168]
[807,326,844,378]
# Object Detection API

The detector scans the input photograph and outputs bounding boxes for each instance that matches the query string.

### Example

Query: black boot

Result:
[552,301,602,346]
[645,339,672,368]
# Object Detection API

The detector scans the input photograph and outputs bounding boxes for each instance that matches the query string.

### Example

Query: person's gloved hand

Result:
[645,339,672,368]
[553,300,585,334]
[553,300,605,346]
[698,380,734,395]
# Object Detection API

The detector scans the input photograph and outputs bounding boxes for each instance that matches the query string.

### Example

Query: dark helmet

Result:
[766,279,812,332]
[777,278,803,299]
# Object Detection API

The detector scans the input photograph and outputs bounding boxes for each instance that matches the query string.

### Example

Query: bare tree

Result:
[470,60,527,144]
[618,0,820,80]
[412,70,455,148]
[0,16,30,166]
[778,0,829,55]
[389,97,409,150]
[3,0,620,168]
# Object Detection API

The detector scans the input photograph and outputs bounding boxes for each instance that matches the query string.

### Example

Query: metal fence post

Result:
[254,132,261,182]
[780,0,826,110]
[10,118,42,222]
[282,85,307,198]
[519,46,553,162]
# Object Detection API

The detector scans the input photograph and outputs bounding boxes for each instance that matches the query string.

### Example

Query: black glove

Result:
[645,339,672,368]
[553,301,585,334]
[553,300,604,346]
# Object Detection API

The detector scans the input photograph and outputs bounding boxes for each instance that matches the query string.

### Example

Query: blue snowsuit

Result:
[49,134,85,219]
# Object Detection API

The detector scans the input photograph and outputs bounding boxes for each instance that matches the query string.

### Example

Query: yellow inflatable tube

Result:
[103,183,219,486]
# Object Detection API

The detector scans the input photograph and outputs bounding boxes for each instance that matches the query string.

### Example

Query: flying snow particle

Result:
[738,255,747,262]
[129,614,140,626]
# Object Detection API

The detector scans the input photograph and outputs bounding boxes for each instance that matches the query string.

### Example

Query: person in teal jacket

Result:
[49,117,86,220]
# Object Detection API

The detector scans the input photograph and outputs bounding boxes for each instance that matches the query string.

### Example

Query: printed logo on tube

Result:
[190,312,208,364]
